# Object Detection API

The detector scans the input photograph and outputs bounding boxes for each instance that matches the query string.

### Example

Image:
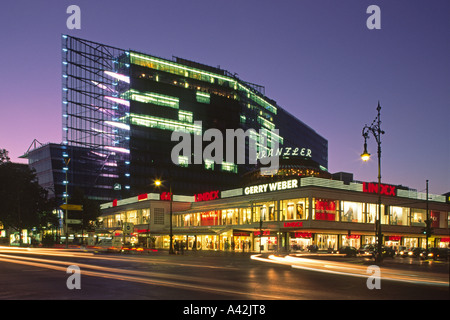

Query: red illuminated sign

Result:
[363,182,397,196]
[160,192,172,201]
[233,232,250,237]
[294,232,312,238]
[137,193,148,201]
[112,199,117,207]
[254,230,270,236]
[283,221,303,228]
[195,190,219,202]
[136,229,150,234]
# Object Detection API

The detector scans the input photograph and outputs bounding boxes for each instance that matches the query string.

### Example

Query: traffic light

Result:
[422,219,433,236]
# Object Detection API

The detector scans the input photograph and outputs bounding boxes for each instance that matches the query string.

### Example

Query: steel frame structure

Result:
[62,35,131,197]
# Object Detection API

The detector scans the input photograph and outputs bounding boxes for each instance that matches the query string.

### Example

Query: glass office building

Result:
[61,35,328,199]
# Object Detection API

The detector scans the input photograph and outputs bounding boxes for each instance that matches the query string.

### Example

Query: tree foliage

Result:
[0,149,10,164]
[0,161,56,234]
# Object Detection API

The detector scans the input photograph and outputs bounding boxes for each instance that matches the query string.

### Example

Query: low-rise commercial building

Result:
[98,176,450,252]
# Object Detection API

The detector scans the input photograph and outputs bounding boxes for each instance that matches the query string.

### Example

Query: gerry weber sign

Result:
[244,179,299,195]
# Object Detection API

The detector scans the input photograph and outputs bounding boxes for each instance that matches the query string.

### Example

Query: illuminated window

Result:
[341,201,364,223]
[254,201,276,221]
[122,89,179,109]
[389,206,410,226]
[129,113,202,135]
[178,110,193,123]
[196,91,210,104]
[204,159,214,170]
[178,156,189,167]
[221,161,237,173]
[129,51,277,114]
[313,199,338,221]
[281,198,308,220]
[239,208,252,224]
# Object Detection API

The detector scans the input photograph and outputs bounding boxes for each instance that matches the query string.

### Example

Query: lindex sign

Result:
[195,190,220,202]
[363,182,397,196]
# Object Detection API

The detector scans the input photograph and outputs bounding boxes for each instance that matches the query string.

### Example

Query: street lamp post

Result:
[64,157,70,249]
[361,102,385,263]
[169,181,174,255]
[155,178,174,254]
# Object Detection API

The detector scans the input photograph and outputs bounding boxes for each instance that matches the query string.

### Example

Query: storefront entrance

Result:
[290,232,312,251]
[233,232,252,252]
[316,234,337,251]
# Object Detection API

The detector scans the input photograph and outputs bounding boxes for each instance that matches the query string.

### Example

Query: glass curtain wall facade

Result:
[62,36,328,198]
[62,35,131,200]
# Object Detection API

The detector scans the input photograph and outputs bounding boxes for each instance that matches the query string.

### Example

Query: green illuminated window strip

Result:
[221,161,237,173]
[130,51,277,114]
[122,89,179,109]
[205,159,214,170]
[178,156,189,167]
[178,110,193,123]
[250,129,284,146]
[259,128,284,145]
[238,83,277,115]
[196,91,210,104]
[130,52,233,84]
[130,113,201,135]
[257,116,275,130]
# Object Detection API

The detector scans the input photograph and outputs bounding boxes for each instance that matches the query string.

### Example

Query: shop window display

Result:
[341,201,363,222]
[280,198,308,220]
[316,234,337,250]
[254,202,276,222]
[239,208,252,224]
[314,199,338,221]
[365,204,377,224]
[389,206,410,226]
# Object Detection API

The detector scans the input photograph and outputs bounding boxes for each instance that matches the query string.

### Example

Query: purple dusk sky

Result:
[0,0,448,195]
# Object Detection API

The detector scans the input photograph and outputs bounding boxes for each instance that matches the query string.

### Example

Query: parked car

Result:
[373,246,395,258]
[358,245,375,257]
[409,247,423,257]
[397,246,410,257]
[338,246,358,257]
[383,246,396,258]
[420,248,449,261]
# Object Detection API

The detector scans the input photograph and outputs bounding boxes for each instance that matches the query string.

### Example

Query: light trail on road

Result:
[251,254,449,287]
[0,246,239,270]
[0,247,287,300]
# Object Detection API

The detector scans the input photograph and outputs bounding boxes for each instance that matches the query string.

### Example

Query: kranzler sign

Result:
[244,179,299,195]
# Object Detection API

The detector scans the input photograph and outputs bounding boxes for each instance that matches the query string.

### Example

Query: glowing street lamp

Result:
[361,102,385,263]
[154,178,174,254]
[360,141,371,162]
